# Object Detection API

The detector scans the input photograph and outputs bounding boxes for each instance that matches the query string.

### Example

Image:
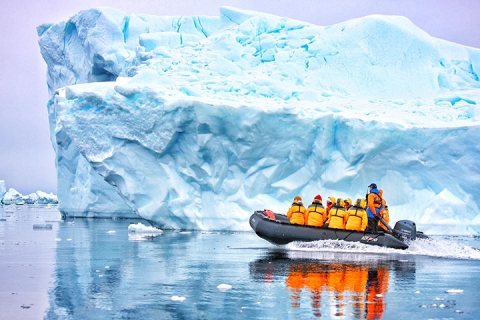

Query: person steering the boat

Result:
[287,196,307,225]
[305,194,327,227]
[366,183,383,233]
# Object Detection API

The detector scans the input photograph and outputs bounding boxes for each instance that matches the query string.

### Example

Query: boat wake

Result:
[285,236,480,260]
[406,236,480,260]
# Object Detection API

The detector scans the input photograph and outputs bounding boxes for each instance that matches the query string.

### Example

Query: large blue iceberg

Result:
[37,7,480,234]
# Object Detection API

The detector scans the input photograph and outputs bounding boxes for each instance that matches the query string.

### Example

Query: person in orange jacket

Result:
[326,196,336,215]
[366,183,383,233]
[287,196,306,225]
[326,198,347,229]
[305,194,327,227]
[345,199,368,231]
[343,198,352,211]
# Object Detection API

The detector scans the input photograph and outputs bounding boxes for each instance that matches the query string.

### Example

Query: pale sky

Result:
[0,0,479,194]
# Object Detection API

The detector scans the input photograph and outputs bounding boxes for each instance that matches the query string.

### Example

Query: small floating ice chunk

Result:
[128,222,163,234]
[217,284,232,292]
[439,304,445,308]
[171,296,186,302]
[435,297,444,300]
[105,266,110,269]
[456,310,464,314]
[55,238,62,241]
[445,289,464,294]
[33,224,53,230]
[107,230,116,234]
[415,291,421,294]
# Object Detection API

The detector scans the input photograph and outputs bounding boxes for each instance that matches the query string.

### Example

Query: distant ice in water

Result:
[127,222,163,234]
[171,296,186,302]
[33,223,53,230]
[445,289,464,294]
[217,284,232,292]
[127,222,163,241]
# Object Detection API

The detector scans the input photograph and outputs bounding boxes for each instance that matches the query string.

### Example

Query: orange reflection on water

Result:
[285,262,389,319]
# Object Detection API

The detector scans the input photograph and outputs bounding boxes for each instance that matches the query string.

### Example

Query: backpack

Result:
[264,209,276,220]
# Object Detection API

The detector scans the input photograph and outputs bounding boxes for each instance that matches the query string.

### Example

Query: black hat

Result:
[368,183,377,188]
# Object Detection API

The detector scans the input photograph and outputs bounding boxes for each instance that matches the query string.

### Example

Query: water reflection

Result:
[249,250,416,319]
[45,216,420,319]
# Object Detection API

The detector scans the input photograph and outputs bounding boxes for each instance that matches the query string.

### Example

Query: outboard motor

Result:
[393,220,417,241]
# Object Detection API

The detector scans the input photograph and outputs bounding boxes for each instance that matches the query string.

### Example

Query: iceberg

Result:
[2,188,26,205]
[37,7,480,233]
[0,180,58,205]
[0,180,6,200]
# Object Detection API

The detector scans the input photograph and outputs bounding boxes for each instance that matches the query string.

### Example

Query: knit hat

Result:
[294,195,303,204]
[314,194,322,201]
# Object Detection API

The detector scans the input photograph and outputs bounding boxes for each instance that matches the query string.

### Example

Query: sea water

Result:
[1,205,479,320]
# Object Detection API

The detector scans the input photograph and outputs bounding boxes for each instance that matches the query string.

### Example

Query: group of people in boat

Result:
[286,183,389,233]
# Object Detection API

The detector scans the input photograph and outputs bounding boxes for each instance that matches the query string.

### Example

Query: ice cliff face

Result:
[38,7,480,233]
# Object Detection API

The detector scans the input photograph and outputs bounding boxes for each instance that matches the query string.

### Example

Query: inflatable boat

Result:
[249,210,424,250]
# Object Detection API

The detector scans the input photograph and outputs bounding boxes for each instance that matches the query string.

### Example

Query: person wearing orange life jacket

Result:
[343,198,352,211]
[366,183,383,233]
[326,196,336,215]
[287,196,307,225]
[305,194,327,227]
[378,190,390,232]
[345,199,368,231]
[326,198,347,229]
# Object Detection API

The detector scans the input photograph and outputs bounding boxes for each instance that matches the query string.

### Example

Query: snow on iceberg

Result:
[37,7,480,233]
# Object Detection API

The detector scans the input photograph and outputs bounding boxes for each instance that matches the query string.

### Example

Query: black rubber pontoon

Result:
[249,210,411,250]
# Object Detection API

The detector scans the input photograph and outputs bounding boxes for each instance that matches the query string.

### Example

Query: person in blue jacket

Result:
[366,183,383,233]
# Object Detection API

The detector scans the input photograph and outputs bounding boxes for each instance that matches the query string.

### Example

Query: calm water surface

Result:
[1,205,479,319]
